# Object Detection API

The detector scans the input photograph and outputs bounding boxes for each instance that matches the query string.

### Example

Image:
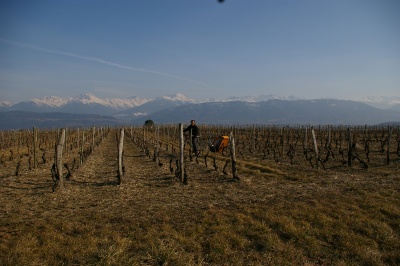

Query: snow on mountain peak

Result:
[359,96,400,109]
[161,93,196,102]
[213,94,299,103]
[70,93,151,109]
[73,93,103,104]
[104,96,150,109]
[0,101,13,107]
[23,93,150,109]
[31,96,71,107]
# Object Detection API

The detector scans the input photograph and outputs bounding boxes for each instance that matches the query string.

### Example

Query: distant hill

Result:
[130,99,400,125]
[2,94,400,129]
[359,96,400,109]
[390,104,400,112]
[3,92,400,116]
[6,93,150,116]
[0,111,121,130]
[115,94,196,118]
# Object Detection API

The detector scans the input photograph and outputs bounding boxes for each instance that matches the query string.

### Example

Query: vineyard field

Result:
[0,125,399,265]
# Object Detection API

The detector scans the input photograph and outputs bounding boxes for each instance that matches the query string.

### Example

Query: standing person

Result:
[184,120,200,155]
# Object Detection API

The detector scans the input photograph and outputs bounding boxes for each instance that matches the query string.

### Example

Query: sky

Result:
[0,0,399,103]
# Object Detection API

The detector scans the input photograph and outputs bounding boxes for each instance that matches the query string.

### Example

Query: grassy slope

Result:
[0,130,399,266]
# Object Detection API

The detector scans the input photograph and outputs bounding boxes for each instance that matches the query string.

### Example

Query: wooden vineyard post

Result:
[252,125,255,158]
[92,127,95,152]
[167,127,170,151]
[281,126,285,157]
[77,128,80,162]
[80,130,85,165]
[33,127,38,169]
[117,128,124,185]
[65,128,68,158]
[0,131,3,150]
[154,126,159,162]
[55,129,60,163]
[347,127,352,167]
[143,127,146,147]
[327,125,331,147]
[304,126,308,150]
[311,128,319,169]
[179,123,185,183]
[230,132,239,179]
[55,129,66,191]
[387,126,393,165]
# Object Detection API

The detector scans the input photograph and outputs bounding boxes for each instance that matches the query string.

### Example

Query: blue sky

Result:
[0,0,399,103]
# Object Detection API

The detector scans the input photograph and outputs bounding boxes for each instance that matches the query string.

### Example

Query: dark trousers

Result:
[191,136,198,154]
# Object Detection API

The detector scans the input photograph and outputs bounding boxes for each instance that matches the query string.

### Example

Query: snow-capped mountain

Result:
[359,96,400,109]
[223,94,299,102]
[115,93,198,118]
[0,101,13,107]
[0,101,14,112]
[131,99,400,125]
[161,93,197,103]
[69,93,151,109]
[8,93,151,115]
[3,93,400,121]
[5,93,195,116]
[30,96,72,107]
[2,93,400,129]
[201,94,299,103]
[27,93,150,109]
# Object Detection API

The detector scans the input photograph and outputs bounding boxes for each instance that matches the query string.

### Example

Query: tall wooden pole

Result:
[311,128,319,169]
[179,123,184,183]
[304,126,308,150]
[56,129,66,191]
[387,126,392,165]
[230,132,239,179]
[33,127,38,169]
[154,126,159,162]
[92,127,95,152]
[167,127,170,151]
[252,125,255,158]
[80,130,85,165]
[117,128,124,184]
[347,127,352,167]
[328,125,331,147]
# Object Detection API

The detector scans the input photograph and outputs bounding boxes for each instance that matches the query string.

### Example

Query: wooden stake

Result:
[56,129,66,191]
[117,128,124,184]
[347,127,352,167]
[230,132,239,179]
[179,123,185,183]
[311,128,319,169]
[33,127,37,169]
[387,126,392,165]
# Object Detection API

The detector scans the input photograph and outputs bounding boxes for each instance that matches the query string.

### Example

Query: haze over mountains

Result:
[0,93,399,129]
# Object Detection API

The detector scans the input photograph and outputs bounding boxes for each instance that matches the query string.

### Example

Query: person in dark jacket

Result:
[183,120,200,155]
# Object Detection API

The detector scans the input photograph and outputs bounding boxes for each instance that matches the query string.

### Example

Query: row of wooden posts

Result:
[51,124,236,190]
[52,127,106,191]
[30,126,101,169]
[308,126,393,169]
[142,124,395,169]
[146,123,239,183]
[50,124,394,191]
[117,123,239,186]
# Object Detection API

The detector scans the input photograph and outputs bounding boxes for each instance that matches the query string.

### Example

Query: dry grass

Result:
[0,129,399,265]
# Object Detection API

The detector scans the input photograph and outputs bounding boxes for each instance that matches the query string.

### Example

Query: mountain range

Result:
[0,93,399,129]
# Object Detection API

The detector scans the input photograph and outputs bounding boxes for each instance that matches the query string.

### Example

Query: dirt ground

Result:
[1,129,399,265]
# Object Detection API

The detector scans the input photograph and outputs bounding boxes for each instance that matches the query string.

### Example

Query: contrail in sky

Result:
[0,38,213,88]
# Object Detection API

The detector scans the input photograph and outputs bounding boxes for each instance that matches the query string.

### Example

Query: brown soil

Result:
[1,129,399,265]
